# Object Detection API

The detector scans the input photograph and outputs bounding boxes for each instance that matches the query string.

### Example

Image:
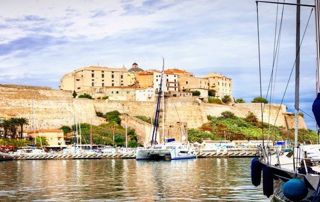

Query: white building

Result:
[136,88,155,101]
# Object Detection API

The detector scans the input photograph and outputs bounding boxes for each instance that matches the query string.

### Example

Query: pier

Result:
[1,150,260,160]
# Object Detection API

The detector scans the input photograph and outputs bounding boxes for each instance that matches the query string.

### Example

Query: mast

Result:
[313,0,320,136]
[294,0,300,149]
[150,59,165,145]
[90,120,93,149]
[162,59,165,144]
[316,0,320,93]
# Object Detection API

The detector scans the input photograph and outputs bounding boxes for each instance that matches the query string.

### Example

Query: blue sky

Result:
[0,0,318,129]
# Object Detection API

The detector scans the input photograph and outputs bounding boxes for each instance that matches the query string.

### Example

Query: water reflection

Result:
[0,158,267,201]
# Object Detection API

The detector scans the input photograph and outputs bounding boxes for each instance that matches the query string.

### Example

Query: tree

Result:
[208,89,216,97]
[191,90,201,96]
[221,111,236,119]
[1,120,11,139]
[9,118,20,139]
[15,118,28,138]
[60,125,72,134]
[222,95,232,104]
[252,97,268,103]
[235,98,245,103]
[72,91,77,98]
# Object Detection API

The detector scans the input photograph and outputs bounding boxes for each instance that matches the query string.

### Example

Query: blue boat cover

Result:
[312,93,320,128]
[166,138,175,143]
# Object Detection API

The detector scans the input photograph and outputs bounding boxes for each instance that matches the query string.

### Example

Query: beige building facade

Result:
[204,73,232,98]
[60,66,135,93]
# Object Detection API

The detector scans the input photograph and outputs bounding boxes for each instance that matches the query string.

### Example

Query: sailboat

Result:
[251,0,320,201]
[135,59,196,161]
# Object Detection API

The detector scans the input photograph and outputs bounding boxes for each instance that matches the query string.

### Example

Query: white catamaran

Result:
[136,59,196,161]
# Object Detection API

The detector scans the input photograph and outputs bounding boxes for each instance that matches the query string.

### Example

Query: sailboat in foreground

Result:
[251,0,320,201]
[135,59,196,161]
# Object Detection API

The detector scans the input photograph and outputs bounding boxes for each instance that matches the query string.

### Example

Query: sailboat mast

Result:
[162,60,165,144]
[294,0,301,149]
[316,0,320,93]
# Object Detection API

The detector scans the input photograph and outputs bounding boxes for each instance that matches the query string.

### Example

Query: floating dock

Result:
[1,150,259,160]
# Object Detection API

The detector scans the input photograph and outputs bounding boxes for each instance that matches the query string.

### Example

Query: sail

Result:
[313,93,320,127]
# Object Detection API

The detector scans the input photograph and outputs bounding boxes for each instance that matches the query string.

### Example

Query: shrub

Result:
[135,116,152,123]
[235,98,245,103]
[102,96,109,100]
[208,89,216,97]
[251,97,268,103]
[221,111,236,119]
[191,90,201,96]
[222,95,232,104]
[78,93,93,99]
[208,97,223,104]
[105,110,121,124]
[96,112,104,117]
[245,112,258,124]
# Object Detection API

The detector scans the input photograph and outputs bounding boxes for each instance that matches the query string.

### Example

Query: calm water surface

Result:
[0,158,268,201]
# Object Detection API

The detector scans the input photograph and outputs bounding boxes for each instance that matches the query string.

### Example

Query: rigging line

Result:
[298,108,316,120]
[256,2,265,147]
[265,0,285,102]
[273,8,314,127]
[267,0,285,137]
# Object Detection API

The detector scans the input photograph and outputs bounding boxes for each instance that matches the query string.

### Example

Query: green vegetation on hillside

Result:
[69,110,139,147]
[135,116,152,123]
[72,123,139,147]
[188,111,317,143]
[78,93,93,99]
[252,96,268,103]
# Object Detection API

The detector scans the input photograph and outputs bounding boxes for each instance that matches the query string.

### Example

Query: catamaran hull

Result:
[136,148,196,161]
[136,149,171,161]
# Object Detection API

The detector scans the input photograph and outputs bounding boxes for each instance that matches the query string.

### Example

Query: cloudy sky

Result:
[0,0,318,128]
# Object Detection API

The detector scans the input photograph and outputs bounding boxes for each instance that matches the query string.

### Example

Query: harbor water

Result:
[0,158,268,201]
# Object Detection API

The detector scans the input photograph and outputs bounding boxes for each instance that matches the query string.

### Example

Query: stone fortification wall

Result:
[0,85,306,132]
[94,97,207,129]
[120,115,154,145]
[0,85,104,130]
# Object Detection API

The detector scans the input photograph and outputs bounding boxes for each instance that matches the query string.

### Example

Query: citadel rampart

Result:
[0,85,306,135]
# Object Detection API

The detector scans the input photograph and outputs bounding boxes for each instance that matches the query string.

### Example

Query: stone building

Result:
[59,66,135,93]
[27,129,66,147]
[203,73,232,99]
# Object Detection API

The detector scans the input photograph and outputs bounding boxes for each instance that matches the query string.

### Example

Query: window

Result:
[116,91,119,94]
[112,83,114,86]
[76,79,80,81]
[77,87,81,90]
[102,83,104,87]
[186,81,188,84]
[92,73,94,77]
[111,74,114,78]
[92,82,94,86]
[112,71,114,73]
[120,75,123,79]
[102,74,104,78]
[121,83,123,86]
